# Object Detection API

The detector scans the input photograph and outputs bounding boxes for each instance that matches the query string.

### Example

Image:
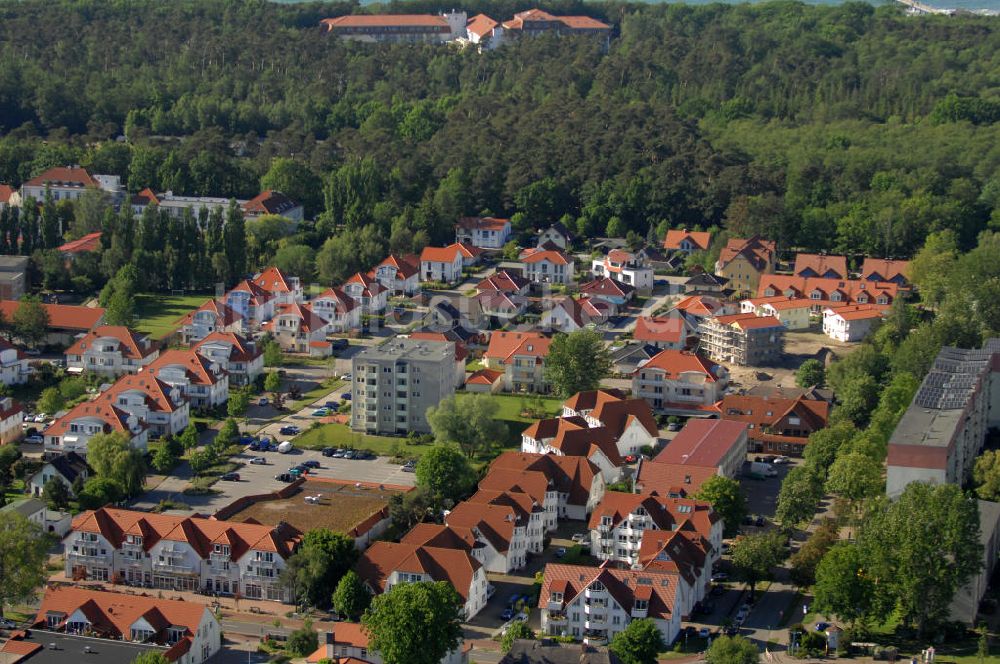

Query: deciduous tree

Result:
[775,466,824,530]
[705,635,759,664]
[362,581,463,664]
[414,444,475,505]
[427,394,505,458]
[332,570,371,621]
[813,542,878,629]
[281,529,358,609]
[544,329,612,397]
[87,431,146,497]
[795,359,825,388]
[12,296,49,348]
[0,512,50,617]
[730,531,785,599]
[694,476,746,538]
[609,618,665,664]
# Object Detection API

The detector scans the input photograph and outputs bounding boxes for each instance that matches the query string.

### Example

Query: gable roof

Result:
[589,396,659,440]
[580,277,634,299]
[484,331,552,362]
[194,331,261,363]
[227,279,274,304]
[477,270,528,294]
[457,216,509,231]
[466,368,504,386]
[717,394,829,435]
[263,303,327,334]
[58,232,103,255]
[344,271,387,297]
[823,303,891,321]
[146,349,226,386]
[794,253,847,279]
[322,14,450,29]
[24,166,96,189]
[488,452,601,507]
[242,190,299,216]
[757,274,899,305]
[420,243,479,264]
[563,389,627,413]
[711,312,784,331]
[446,501,520,553]
[37,451,91,484]
[671,295,728,318]
[374,254,418,280]
[634,315,688,345]
[539,563,680,623]
[0,300,104,331]
[635,462,718,495]
[862,258,910,283]
[100,374,184,414]
[0,184,16,204]
[314,287,358,314]
[401,523,477,552]
[175,299,243,328]
[356,541,482,600]
[522,416,624,466]
[717,236,776,271]
[70,507,301,558]
[521,248,572,265]
[65,326,156,361]
[663,229,711,252]
[636,350,721,381]
[253,266,297,295]
[44,400,137,439]
[651,419,747,467]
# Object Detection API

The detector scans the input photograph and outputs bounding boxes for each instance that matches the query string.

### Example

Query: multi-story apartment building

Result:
[253,266,303,305]
[64,507,301,600]
[521,416,623,482]
[466,488,547,555]
[351,338,459,435]
[455,216,512,249]
[698,313,785,367]
[487,452,605,521]
[174,299,244,345]
[643,419,749,487]
[862,258,910,285]
[0,338,29,386]
[716,393,829,456]
[224,279,275,325]
[822,304,891,342]
[632,350,728,412]
[20,166,116,203]
[483,331,553,393]
[633,315,691,350]
[793,253,848,280]
[262,303,331,353]
[521,247,575,285]
[0,395,23,444]
[591,250,654,294]
[714,236,776,297]
[562,389,660,458]
[445,501,530,572]
[43,400,148,455]
[587,492,721,575]
[886,339,1000,497]
[539,563,683,645]
[343,271,388,314]
[242,190,304,223]
[33,586,222,664]
[757,275,899,313]
[101,374,190,438]
[321,11,467,43]
[65,325,159,376]
[145,350,229,409]
[371,254,420,295]
[357,541,488,619]
[193,332,263,386]
[739,296,811,330]
[311,287,361,331]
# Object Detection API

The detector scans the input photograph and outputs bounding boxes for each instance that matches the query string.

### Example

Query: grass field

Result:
[292,393,563,459]
[134,292,215,339]
[233,480,400,533]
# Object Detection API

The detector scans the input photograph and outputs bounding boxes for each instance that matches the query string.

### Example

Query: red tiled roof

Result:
[0,637,42,656]
[488,452,600,508]
[862,258,910,283]
[100,374,184,414]
[580,277,634,298]
[521,248,571,265]
[375,254,418,280]
[446,501,519,553]
[663,229,711,252]
[175,299,243,328]
[24,166,96,188]
[716,394,829,442]
[314,287,359,314]
[58,232,103,255]
[466,368,503,386]
[478,291,527,313]
[263,303,327,335]
[344,272,387,297]
[322,14,450,29]
[522,416,623,466]
[635,462,718,495]
[132,187,158,206]
[713,313,784,331]
[457,216,509,231]
[421,243,480,264]
[194,331,261,363]
[65,325,156,360]
[70,506,301,558]
[147,349,226,386]
[477,270,528,294]
[242,190,299,216]
[589,396,659,440]
[484,331,551,362]
[794,254,847,279]
[652,419,747,467]
[757,275,899,306]
[0,300,104,331]
[563,389,627,412]
[0,184,16,204]
[228,279,274,304]
[539,564,679,622]
[254,266,297,295]
[637,350,721,381]
[357,542,481,600]
[823,303,891,321]
[672,295,728,318]
[402,523,477,552]
[44,399,136,439]
[634,315,687,345]
[717,236,776,271]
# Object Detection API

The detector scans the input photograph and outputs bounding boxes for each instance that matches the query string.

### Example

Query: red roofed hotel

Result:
[65,326,159,376]
[757,274,899,312]
[144,349,229,409]
[862,257,910,285]
[32,586,221,662]
[321,12,465,43]
[63,506,301,599]
[632,350,728,412]
[483,331,553,393]
[502,9,611,36]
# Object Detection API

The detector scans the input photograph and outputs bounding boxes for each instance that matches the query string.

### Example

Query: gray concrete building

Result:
[697,313,785,367]
[351,338,459,435]
[886,339,1000,498]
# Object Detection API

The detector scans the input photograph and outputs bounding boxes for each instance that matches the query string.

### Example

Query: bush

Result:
[286,621,319,657]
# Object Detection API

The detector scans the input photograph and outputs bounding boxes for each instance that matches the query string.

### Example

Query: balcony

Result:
[152,560,196,575]
[547,611,567,623]
[67,552,109,565]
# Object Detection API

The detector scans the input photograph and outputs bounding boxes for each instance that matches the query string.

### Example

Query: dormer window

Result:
[167,626,186,644]
[634,599,649,610]
[551,592,563,603]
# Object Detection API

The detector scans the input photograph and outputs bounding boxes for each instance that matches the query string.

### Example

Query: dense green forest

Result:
[1,0,1000,289]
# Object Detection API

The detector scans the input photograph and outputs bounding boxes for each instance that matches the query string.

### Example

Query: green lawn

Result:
[487,393,563,445]
[284,379,345,411]
[134,292,216,339]
[292,423,427,458]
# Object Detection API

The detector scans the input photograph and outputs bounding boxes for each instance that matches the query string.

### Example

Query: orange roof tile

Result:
[634,315,687,344]
[146,349,225,386]
[0,184,16,204]
[652,419,747,467]
[484,331,552,362]
[64,325,156,361]
[0,300,104,331]
[793,253,847,279]
[194,331,262,363]
[262,303,327,335]
[539,564,679,622]
[253,266,297,294]
[24,166,96,188]
[58,232,103,254]
[322,14,450,29]
[713,313,784,331]
[466,368,503,386]
[663,229,711,252]
[862,258,910,283]
[521,248,571,265]
[637,350,721,381]
[242,190,299,216]
[717,236,776,271]
[457,216,508,231]
[357,542,481,601]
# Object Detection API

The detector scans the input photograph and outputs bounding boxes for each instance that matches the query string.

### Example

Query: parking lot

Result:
[234,446,417,490]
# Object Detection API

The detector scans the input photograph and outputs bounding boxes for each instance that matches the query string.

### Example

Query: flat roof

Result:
[3,630,167,664]
[357,337,455,363]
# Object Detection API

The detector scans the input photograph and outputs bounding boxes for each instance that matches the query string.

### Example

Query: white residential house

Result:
[224,279,276,325]
[102,374,190,438]
[632,350,728,411]
[455,217,512,249]
[175,299,245,345]
[26,451,90,498]
[253,266,304,305]
[193,332,264,386]
[343,272,388,314]
[822,304,890,342]
[591,249,654,294]
[145,350,229,409]
[420,244,470,285]
[312,287,362,331]
[522,248,575,285]
[64,326,159,376]
[0,340,29,386]
[0,396,23,444]
[262,303,332,354]
[371,255,420,295]
[43,400,148,455]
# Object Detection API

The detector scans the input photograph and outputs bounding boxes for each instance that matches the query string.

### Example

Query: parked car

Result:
[342,450,356,460]
[0,618,16,629]
[324,401,339,410]
[288,468,304,477]
[239,435,255,446]
[401,460,416,472]
[773,455,790,464]
[711,572,729,582]
[322,447,337,457]
[277,441,294,453]
[698,628,711,639]
[342,392,352,400]
[303,460,321,469]
[501,608,514,621]
[330,339,349,350]
[624,454,637,463]
[555,547,567,558]
[24,434,43,444]
[248,441,260,451]
[666,422,682,432]
[249,457,267,465]
[814,622,830,632]
[258,397,269,407]
[34,413,48,423]
[571,533,588,543]
[340,373,352,381]
[355,451,376,460]
[279,425,300,436]
[311,408,329,417]
[220,472,240,481]
[274,473,293,482]
[332,449,348,458]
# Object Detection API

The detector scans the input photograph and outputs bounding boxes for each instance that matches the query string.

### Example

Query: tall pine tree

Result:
[223,200,246,284]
